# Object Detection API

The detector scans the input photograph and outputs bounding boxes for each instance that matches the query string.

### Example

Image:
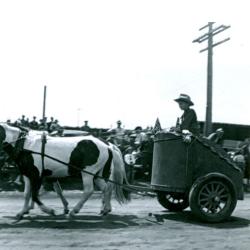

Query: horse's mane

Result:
[7,123,30,133]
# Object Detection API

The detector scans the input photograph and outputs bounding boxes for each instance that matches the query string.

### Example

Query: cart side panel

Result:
[151,133,189,192]
[191,139,244,200]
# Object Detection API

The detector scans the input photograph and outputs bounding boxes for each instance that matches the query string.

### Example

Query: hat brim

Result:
[174,98,194,106]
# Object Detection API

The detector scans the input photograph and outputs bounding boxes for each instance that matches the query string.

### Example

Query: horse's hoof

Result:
[15,214,23,221]
[69,210,77,218]
[64,208,69,215]
[50,209,56,216]
[23,211,29,215]
[100,209,111,216]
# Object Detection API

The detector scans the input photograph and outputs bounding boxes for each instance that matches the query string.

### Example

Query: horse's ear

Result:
[13,125,29,133]
[19,126,29,133]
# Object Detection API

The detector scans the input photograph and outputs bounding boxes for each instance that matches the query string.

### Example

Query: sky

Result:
[0,0,249,130]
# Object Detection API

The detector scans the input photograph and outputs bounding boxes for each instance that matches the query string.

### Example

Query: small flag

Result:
[153,117,162,134]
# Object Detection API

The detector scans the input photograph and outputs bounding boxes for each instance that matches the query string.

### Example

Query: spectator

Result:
[80,120,91,132]
[39,117,48,131]
[14,119,21,126]
[50,119,61,132]
[20,115,26,126]
[47,117,54,132]
[108,120,126,148]
[6,119,12,125]
[25,117,30,127]
[238,138,250,181]
[29,116,39,130]
[134,126,148,148]
[207,128,224,145]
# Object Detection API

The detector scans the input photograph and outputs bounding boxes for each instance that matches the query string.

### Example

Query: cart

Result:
[151,131,244,223]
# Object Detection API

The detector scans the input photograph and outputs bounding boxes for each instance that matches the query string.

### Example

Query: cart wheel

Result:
[189,177,237,223]
[157,191,189,211]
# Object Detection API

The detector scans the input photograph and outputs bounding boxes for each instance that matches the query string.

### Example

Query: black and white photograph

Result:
[0,0,250,249]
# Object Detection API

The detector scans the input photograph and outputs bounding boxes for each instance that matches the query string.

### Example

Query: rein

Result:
[27,149,154,196]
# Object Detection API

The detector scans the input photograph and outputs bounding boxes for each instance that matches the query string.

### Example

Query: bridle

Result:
[2,126,47,171]
[3,129,28,161]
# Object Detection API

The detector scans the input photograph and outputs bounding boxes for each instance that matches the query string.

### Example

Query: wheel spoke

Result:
[200,190,210,197]
[199,197,209,202]
[204,186,211,195]
[214,183,221,193]
[220,194,229,200]
[217,186,226,195]
[201,201,210,209]
[211,183,215,192]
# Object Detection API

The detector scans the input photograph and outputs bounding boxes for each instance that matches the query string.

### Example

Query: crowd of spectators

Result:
[6,116,156,141]
[5,116,156,163]
[7,115,62,133]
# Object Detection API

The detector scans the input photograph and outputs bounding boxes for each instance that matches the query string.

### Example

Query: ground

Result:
[0,191,250,250]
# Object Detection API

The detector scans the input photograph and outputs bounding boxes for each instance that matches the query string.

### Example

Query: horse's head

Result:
[0,123,23,146]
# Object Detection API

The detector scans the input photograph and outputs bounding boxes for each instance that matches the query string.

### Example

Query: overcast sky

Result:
[0,0,249,129]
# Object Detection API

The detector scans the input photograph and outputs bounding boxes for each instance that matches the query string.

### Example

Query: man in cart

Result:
[174,93,200,136]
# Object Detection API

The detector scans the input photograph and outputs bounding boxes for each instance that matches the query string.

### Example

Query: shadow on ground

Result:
[2,210,249,230]
[1,213,142,230]
[149,210,250,229]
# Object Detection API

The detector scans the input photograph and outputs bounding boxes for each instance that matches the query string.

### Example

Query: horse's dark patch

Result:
[42,169,53,177]
[2,142,14,157]
[2,144,44,205]
[0,125,6,147]
[68,139,100,176]
[18,151,44,205]
[102,148,113,181]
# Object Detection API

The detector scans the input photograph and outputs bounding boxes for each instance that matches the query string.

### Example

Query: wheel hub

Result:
[208,193,220,203]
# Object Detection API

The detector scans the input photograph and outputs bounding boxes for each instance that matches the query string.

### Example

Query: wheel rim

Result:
[198,181,232,215]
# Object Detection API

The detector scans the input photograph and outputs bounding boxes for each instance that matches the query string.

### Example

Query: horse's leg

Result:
[28,199,35,211]
[30,176,56,216]
[94,177,112,215]
[16,176,32,220]
[69,172,94,217]
[28,184,49,211]
[53,180,69,214]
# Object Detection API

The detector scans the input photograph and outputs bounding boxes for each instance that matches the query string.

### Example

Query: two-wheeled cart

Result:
[150,132,244,223]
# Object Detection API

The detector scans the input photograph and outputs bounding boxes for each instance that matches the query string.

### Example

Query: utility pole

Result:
[193,22,230,136]
[42,85,47,124]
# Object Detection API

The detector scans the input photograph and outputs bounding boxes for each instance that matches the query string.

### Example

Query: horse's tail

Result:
[110,145,131,204]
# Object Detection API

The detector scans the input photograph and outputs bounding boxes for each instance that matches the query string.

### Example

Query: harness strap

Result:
[41,132,47,172]
[12,131,27,160]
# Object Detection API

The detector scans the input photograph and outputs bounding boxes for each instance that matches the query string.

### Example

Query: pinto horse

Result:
[0,123,130,219]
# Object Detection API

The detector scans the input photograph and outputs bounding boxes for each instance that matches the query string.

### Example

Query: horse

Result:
[0,123,130,220]
[0,128,70,214]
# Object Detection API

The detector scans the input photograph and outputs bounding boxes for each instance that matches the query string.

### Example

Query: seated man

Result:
[174,94,200,135]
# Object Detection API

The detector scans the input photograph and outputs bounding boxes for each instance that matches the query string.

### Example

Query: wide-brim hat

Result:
[174,94,194,106]
[135,126,142,131]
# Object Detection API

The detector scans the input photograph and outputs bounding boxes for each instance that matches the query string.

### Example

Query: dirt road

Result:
[0,191,250,250]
